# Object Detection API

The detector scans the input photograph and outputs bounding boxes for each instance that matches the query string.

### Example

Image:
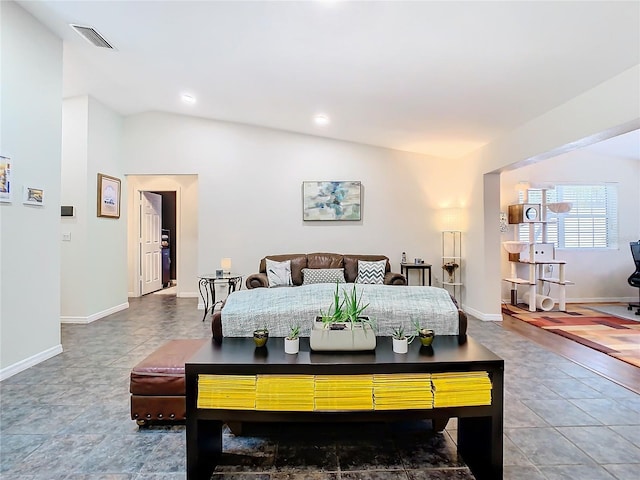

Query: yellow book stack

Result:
[256,375,315,411]
[373,373,433,410]
[197,374,257,410]
[314,374,374,411]
[431,371,492,408]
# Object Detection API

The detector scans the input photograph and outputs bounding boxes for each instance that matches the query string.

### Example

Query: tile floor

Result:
[1,294,639,479]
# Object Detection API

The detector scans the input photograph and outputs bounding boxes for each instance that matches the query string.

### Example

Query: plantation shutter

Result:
[517,184,617,249]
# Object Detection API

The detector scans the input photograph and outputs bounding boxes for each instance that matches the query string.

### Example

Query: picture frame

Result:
[0,156,11,203]
[97,173,121,218]
[23,186,44,206]
[302,181,362,221]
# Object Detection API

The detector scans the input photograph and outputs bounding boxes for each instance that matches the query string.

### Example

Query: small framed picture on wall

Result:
[97,173,121,218]
[23,186,44,206]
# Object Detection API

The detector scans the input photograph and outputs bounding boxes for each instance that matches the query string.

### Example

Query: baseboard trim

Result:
[0,344,63,381]
[462,304,503,322]
[178,291,199,299]
[502,296,637,304]
[60,302,129,324]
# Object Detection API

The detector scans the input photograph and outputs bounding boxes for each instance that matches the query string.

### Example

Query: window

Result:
[518,184,618,249]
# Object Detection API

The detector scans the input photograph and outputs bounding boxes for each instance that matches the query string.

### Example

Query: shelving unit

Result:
[442,230,462,300]
[502,188,572,312]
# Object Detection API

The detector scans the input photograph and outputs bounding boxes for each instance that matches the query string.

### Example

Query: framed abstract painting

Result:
[302,181,361,221]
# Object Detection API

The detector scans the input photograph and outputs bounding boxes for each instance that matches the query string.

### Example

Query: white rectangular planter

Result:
[310,320,376,352]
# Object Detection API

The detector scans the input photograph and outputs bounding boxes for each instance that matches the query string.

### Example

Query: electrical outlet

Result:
[62,232,71,241]
[545,264,553,274]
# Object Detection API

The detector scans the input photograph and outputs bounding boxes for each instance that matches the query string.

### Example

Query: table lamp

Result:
[221,258,232,274]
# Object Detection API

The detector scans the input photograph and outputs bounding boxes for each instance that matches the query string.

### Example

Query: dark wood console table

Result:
[401,262,432,286]
[186,335,503,480]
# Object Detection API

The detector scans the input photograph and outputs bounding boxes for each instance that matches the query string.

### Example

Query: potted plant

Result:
[311,282,376,351]
[392,325,409,354]
[412,319,434,347]
[253,325,269,347]
[285,325,300,354]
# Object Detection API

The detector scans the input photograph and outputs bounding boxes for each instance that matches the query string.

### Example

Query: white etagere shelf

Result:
[442,231,462,299]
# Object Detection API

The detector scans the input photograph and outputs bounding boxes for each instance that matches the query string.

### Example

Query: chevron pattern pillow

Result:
[355,260,386,284]
[301,268,346,285]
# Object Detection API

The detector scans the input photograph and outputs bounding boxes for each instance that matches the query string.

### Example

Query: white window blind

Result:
[517,184,618,249]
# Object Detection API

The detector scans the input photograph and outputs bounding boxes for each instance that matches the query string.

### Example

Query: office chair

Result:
[628,241,640,315]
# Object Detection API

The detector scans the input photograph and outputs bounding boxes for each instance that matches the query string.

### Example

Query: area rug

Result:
[502,304,640,368]
[587,304,640,322]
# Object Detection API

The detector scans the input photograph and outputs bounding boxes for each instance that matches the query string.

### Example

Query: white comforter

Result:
[221,283,460,337]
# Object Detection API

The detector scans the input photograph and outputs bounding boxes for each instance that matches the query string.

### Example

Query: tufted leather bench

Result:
[130,338,207,426]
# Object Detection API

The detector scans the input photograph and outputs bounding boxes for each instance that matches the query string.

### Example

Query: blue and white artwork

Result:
[303,181,361,221]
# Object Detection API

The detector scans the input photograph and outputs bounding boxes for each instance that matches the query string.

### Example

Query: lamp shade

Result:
[221,258,232,271]
[441,208,463,231]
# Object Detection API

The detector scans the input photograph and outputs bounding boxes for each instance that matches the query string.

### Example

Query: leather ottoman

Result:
[130,338,207,426]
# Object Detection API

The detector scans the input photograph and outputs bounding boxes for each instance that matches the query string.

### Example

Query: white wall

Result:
[459,65,640,319]
[60,96,128,323]
[0,2,63,379]
[122,112,456,297]
[126,175,198,297]
[500,150,640,303]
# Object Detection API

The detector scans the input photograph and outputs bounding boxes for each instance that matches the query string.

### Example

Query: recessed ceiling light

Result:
[181,94,196,105]
[314,114,330,126]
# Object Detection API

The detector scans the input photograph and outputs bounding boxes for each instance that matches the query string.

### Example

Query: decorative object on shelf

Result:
[401,252,407,264]
[391,325,409,354]
[302,181,361,221]
[418,329,435,346]
[285,325,300,354]
[97,173,121,218]
[22,186,44,206]
[253,327,269,347]
[215,269,223,279]
[411,319,435,346]
[221,257,232,274]
[442,261,459,283]
[311,282,376,351]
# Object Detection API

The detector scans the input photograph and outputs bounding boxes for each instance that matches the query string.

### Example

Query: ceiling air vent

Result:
[70,24,114,49]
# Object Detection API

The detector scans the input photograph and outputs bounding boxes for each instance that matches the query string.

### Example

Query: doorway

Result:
[126,174,198,299]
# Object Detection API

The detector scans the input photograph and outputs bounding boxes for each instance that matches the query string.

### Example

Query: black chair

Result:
[628,241,640,316]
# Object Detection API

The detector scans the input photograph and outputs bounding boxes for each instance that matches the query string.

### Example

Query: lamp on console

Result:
[221,258,232,274]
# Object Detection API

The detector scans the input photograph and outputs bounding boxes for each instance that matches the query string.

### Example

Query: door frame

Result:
[129,184,182,298]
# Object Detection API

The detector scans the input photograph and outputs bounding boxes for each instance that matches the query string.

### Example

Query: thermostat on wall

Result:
[61,205,75,217]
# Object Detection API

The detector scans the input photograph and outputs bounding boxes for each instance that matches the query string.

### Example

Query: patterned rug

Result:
[501,303,640,368]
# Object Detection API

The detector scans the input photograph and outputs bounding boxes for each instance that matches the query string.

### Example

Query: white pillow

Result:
[302,268,346,285]
[266,259,293,287]
[355,259,386,284]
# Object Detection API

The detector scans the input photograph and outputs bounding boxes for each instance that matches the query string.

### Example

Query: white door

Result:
[140,192,163,295]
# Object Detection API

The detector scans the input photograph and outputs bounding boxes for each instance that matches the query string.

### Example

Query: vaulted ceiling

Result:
[18,1,640,159]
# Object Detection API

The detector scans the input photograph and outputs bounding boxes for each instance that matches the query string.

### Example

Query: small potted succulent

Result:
[412,319,435,347]
[253,325,269,347]
[391,325,409,354]
[285,325,300,354]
